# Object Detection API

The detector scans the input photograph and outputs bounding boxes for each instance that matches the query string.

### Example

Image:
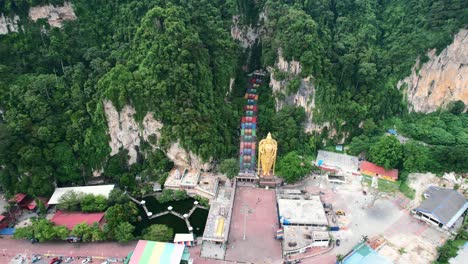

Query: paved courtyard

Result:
[225,186,282,263]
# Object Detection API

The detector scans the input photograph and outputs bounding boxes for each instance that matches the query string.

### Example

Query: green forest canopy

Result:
[0,0,466,196]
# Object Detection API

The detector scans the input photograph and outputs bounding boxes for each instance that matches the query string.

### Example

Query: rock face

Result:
[231,15,263,48]
[103,100,162,165]
[1,2,75,35]
[29,1,76,28]
[104,100,141,165]
[166,142,213,171]
[103,100,210,170]
[269,49,317,132]
[0,14,19,34]
[398,29,468,113]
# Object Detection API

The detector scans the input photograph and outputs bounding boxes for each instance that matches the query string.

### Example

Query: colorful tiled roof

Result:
[359,161,398,180]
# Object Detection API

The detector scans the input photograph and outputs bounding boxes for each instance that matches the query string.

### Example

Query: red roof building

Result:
[51,211,105,230]
[10,193,27,204]
[359,161,398,182]
[26,197,49,210]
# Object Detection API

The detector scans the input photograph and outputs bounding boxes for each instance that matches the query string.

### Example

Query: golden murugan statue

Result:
[258,132,277,177]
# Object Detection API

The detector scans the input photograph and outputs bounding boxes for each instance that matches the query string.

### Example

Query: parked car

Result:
[336,239,341,246]
[65,257,74,263]
[82,257,93,264]
[32,255,42,263]
[49,257,59,264]
[66,236,82,243]
[335,210,346,216]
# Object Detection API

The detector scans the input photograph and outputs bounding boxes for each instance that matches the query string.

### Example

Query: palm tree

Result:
[361,235,369,242]
[336,254,344,263]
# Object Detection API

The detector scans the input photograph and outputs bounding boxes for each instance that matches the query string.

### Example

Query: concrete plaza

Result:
[225,186,282,263]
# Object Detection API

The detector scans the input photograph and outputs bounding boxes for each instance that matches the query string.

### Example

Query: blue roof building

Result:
[343,243,392,264]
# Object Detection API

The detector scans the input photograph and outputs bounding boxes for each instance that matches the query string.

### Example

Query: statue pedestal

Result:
[258,175,282,187]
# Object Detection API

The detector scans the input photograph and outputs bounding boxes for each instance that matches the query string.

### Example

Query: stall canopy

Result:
[129,240,185,264]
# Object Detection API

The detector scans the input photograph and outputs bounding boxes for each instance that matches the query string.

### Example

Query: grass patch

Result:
[361,175,373,187]
[399,181,416,199]
[378,178,399,193]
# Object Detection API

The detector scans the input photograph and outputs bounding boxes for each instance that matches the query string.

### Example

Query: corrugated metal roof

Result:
[48,185,114,204]
[12,193,27,203]
[51,210,105,230]
[129,240,185,264]
[316,150,359,173]
[415,186,467,226]
[359,161,398,180]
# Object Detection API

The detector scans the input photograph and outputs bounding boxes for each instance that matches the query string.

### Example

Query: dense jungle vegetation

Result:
[0,0,466,196]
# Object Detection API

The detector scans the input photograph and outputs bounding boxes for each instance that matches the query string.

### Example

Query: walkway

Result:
[129,194,207,232]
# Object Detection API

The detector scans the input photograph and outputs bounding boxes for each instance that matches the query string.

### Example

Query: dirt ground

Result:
[287,175,450,263]
[224,186,283,264]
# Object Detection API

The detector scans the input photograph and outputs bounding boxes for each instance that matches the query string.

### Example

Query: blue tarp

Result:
[0,228,15,235]
[387,129,397,135]
[318,160,324,166]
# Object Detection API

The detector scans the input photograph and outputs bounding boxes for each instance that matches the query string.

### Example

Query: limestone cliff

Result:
[0,1,75,35]
[398,29,468,113]
[0,14,19,34]
[268,49,316,132]
[230,14,265,48]
[103,100,162,165]
[103,100,211,170]
[29,1,76,28]
[166,142,213,171]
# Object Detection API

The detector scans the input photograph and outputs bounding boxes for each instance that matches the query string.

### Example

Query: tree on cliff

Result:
[219,158,239,179]
[369,136,403,169]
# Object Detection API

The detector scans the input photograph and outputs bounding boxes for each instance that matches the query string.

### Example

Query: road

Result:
[0,238,137,262]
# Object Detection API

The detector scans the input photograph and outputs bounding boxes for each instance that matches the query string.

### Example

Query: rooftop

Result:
[283,226,329,251]
[360,161,398,180]
[316,150,359,174]
[278,197,328,226]
[51,210,105,230]
[48,185,114,205]
[415,186,468,227]
[343,243,392,264]
[129,240,186,264]
[181,170,200,187]
[174,233,194,242]
[195,173,219,195]
[165,167,201,187]
[202,180,234,241]
[10,193,27,204]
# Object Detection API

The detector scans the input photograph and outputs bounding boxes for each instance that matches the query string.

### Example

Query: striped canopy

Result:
[129,240,185,264]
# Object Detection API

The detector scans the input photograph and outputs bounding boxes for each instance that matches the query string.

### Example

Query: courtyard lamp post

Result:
[241,204,253,240]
